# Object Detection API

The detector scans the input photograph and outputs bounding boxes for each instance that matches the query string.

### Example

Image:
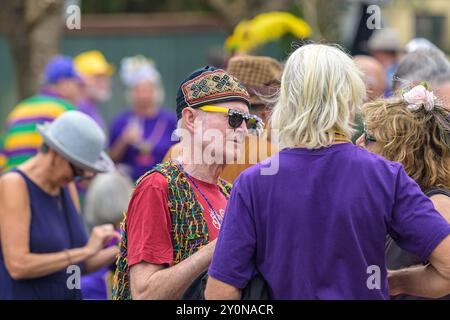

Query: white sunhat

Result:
[368,28,401,52]
[37,111,114,173]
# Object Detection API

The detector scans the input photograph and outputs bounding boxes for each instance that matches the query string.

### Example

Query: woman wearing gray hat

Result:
[0,111,118,300]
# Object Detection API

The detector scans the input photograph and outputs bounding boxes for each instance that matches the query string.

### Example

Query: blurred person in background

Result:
[368,28,401,97]
[1,55,82,171]
[75,50,115,132]
[74,51,115,211]
[353,55,386,102]
[393,48,450,112]
[404,38,439,54]
[0,111,118,300]
[351,55,386,142]
[109,55,177,182]
[80,169,133,300]
[358,84,450,299]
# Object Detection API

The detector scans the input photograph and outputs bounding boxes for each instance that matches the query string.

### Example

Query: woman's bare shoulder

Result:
[430,194,450,223]
[0,171,27,189]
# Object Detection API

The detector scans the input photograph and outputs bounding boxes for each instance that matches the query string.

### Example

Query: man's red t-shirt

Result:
[126,172,228,268]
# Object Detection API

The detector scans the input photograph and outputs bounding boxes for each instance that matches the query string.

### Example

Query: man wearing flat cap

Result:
[113,66,262,300]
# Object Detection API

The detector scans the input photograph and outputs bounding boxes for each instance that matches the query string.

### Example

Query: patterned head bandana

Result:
[176,66,251,120]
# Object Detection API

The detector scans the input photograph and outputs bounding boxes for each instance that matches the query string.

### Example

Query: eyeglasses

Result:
[69,162,95,182]
[363,122,377,146]
[198,105,263,130]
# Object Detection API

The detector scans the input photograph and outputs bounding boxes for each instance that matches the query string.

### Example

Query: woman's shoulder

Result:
[0,170,29,208]
[1,170,27,188]
[429,192,450,223]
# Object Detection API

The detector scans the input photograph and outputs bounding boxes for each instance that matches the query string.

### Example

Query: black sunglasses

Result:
[69,162,94,182]
[227,109,260,130]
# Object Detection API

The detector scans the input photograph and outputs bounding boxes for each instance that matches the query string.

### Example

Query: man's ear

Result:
[181,107,198,133]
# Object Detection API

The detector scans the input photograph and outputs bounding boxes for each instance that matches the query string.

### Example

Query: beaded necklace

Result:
[174,160,223,227]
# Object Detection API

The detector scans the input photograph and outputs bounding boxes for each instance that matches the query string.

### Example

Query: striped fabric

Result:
[2,94,75,171]
[0,137,6,172]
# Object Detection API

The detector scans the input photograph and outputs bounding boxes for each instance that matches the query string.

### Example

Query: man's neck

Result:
[182,162,225,185]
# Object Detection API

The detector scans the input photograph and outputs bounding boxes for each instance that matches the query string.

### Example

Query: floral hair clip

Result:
[402,83,437,112]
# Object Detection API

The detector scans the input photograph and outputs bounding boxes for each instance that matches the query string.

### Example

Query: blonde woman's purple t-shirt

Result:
[209,143,450,299]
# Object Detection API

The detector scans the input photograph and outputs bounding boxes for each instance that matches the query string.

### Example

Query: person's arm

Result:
[83,245,119,274]
[130,240,216,300]
[386,167,450,298]
[126,171,212,300]
[109,121,141,162]
[109,136,130,162]
[389,234,450,298]
[0,173,116,280]
[205,276,241,300]
[430,194,450,223]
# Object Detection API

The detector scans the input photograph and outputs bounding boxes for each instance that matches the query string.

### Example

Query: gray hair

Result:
[393,48,450,91]
[83,170,134,227]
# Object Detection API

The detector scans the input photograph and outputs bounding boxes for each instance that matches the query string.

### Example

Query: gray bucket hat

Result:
[37,110,114,173]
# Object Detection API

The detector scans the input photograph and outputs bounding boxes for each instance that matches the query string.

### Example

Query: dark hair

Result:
[39,143,50,154]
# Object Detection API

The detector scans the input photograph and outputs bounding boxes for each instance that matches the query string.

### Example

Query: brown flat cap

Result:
[227,55,283,106]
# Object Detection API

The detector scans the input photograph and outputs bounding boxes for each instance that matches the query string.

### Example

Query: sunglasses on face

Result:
[363,122,377,146]
[198,105,263,130]
[69,162,95,182]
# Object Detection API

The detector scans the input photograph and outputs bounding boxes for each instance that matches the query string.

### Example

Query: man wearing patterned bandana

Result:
[113,66,254,300]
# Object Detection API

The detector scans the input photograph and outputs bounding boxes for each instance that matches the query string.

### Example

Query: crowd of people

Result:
[0,28,450,300]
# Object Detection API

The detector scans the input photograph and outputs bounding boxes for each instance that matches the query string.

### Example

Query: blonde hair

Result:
[362,97,450,191]
[270,44,366,148]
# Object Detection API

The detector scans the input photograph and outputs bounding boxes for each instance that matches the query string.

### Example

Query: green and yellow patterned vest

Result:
[112,160,232,300]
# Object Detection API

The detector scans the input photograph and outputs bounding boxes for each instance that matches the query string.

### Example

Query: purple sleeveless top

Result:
[0,169,88,299]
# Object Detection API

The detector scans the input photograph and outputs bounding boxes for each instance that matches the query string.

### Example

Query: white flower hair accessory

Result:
[402,84,437,112]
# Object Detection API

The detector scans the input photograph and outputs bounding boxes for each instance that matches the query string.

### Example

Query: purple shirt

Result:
[209,143,450,299]
[109,108,177,181]
[77,99,106,131]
